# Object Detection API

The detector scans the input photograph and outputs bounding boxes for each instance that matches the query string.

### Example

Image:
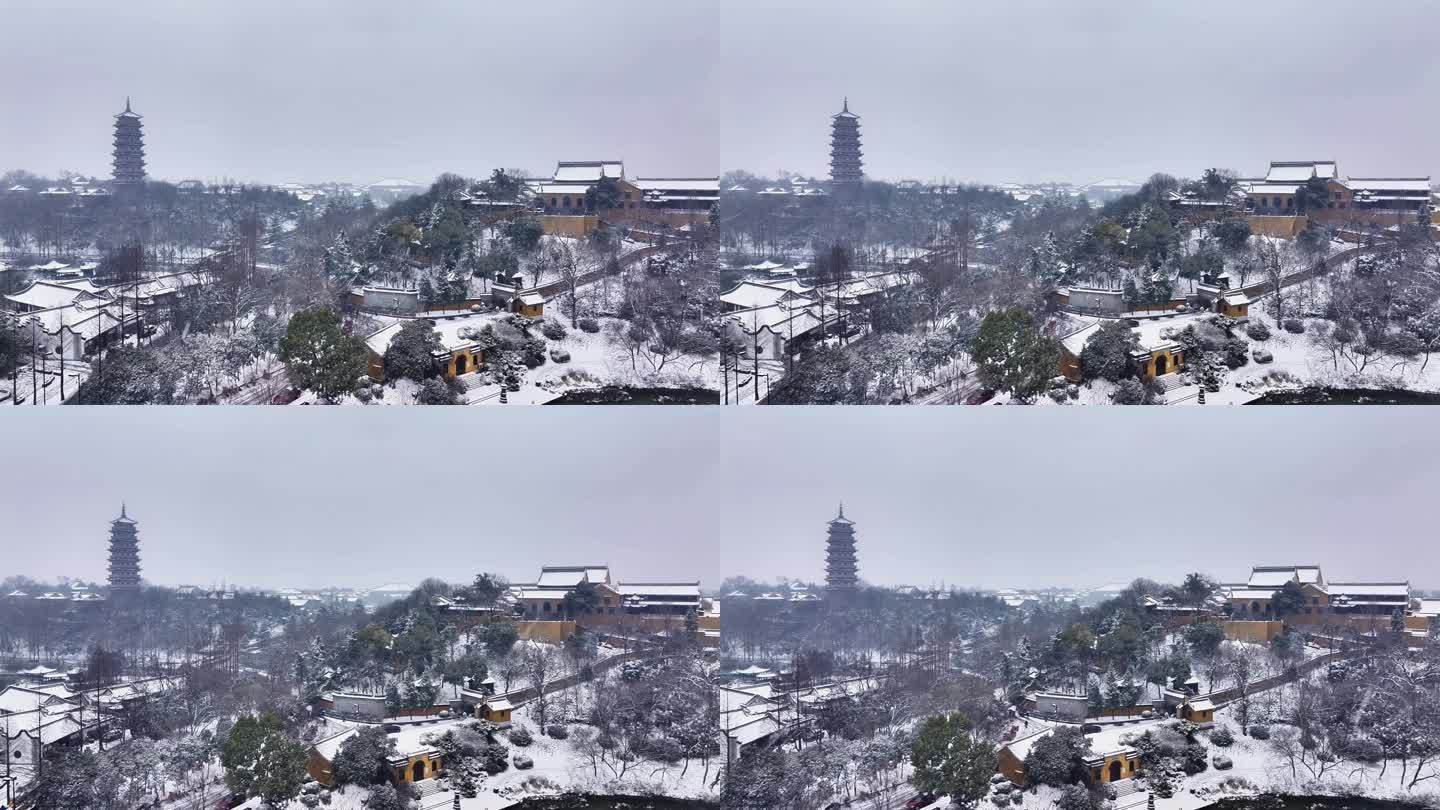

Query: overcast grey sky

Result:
[712,409,1440,592]
[0,0,717,185]
[0,409,722,591]
[719,0,1440,184]
[2,409,1436,593]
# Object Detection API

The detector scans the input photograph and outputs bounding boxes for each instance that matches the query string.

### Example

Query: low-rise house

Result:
[1064,288,1125,316]
[512,293,544,318]
[1216,291,1251,318]
[308,722,448,787]
[306,727,358,785]
[1059,319,1188,383]
[363,317,489,382]
[998,726,1142,786]
[478,697,513,725]
[352,286,421,315]
[720,684,797,761]
[1178,697,1214,724]
[719,280,811,313]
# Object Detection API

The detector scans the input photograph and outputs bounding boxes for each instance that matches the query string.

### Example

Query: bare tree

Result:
[521,644,559,728]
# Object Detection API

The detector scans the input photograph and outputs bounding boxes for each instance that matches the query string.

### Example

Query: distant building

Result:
[824,505,859,593]
[366,178,425,205]
[508,564,714,642]
[107,505,141,592]
[112,98,146,186]
[525,160,716,237]
[1224,565,1410,622]
[829,99,863,191]
[1239,160,1433,236]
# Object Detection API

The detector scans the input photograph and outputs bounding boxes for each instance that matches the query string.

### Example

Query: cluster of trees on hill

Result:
[721,582,1007,663]
[0,170,306,261]
[308,170,547,309]
[719,171,1018,264]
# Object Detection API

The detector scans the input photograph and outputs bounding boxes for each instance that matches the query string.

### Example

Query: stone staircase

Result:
[455,372,488,392]
[1109,778,1142,799]
[412,778,445,799]
[1153,374,1188,393]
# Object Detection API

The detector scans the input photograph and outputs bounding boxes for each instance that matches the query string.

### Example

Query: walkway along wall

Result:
[459,646,672,711]
[1203,647,1366,707]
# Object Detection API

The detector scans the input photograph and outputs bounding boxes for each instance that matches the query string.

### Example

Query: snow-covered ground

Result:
[1015,307,1440,408]
[1182,707,1440,807]
[243,703,719,810]
[1166,306,1440,406]
[306,310,716,406]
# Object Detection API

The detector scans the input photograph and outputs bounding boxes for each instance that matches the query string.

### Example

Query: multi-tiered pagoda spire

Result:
[107,504,142,591]
[825,503,859,593]
[112,98,146,186]
[828,98,863,191]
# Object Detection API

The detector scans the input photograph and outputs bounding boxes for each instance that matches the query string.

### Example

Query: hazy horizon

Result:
[0,0,717,186]
[0,409,723,591]
[713,409,1440,592]
[719,0,1440,185]
[3,409,1438,595]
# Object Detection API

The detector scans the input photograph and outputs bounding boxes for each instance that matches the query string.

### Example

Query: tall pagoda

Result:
[107,505,142,591]
[828,98,863,191]
[824,504,859,593]
[112,98,146,186]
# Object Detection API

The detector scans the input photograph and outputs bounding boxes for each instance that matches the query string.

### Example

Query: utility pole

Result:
[57,311,65,403]
[720,338,728,405]
[29,318,37,405]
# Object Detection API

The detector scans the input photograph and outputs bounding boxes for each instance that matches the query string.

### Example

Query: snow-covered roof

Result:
[26,305,131,340]
[742,260,787,271]
[368,178,422,189]
[1264,161,1336,183]
[1413,599,1440,617]
[532,183,593,196]
[1067,286,1123,297]
[1080,725,1141,760]
[1247,566,1320,588]
[720,281,806,310]
[9,713,88,745]
[0,686,76,714]
[515,588,567,601]
[312,727,359,761]
[1222,292,1251,305]
[1002,728,1054,762]
[1059,322,1102,356]
[536,565,610,587]
[1346,178,1431,193]
[725,714,781,746]
[363,322,405,356]
[728,301,832,339]
[1327,582,1409,598]
[634,177,719,192]
[482,697,513,711]
[1242,182,1301,195]
[553,161,624,183]
[5,280,94,310]
[1227,588,1278,600]
[132,271,206,299]
[615,582,701,598]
